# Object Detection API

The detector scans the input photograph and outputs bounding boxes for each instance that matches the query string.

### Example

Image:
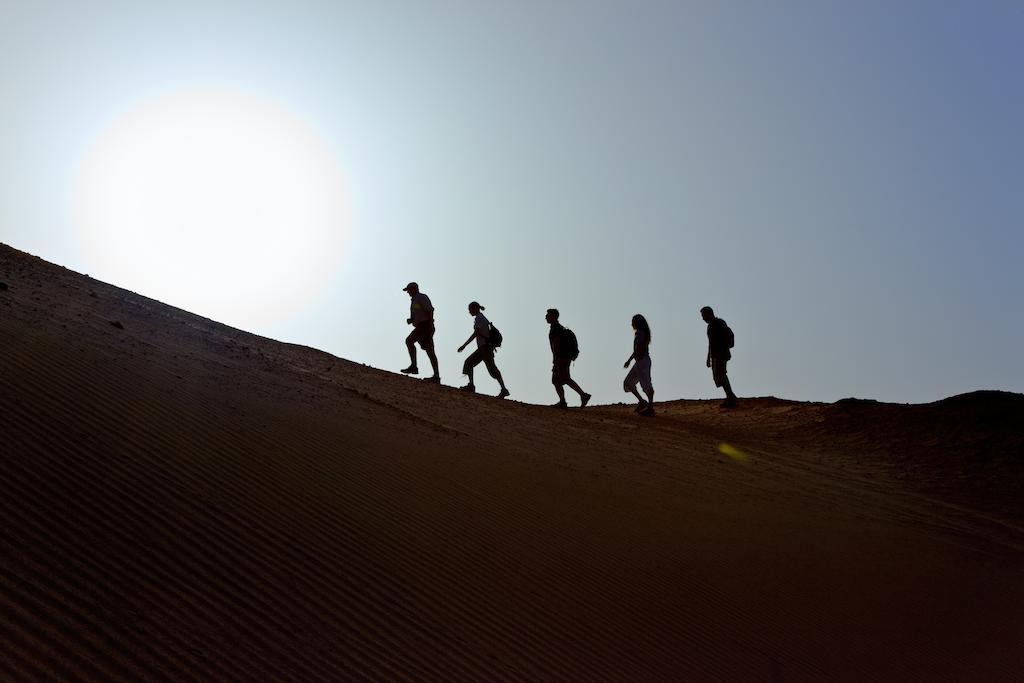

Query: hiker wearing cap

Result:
[546,308,591,409]
[623,314,655,415]
[401,282,440,383]
[457,302,510,399]
[701,306,737,408]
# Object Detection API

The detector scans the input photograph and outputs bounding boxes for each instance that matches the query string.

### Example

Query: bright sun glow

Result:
[73,87,349,330]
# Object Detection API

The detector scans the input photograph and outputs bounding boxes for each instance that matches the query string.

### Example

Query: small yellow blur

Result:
[718,442,749,463]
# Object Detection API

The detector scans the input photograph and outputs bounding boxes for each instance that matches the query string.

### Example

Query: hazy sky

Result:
[3,1,1022,406]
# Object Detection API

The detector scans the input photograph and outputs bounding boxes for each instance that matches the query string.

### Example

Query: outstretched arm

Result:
[458,331,477,352]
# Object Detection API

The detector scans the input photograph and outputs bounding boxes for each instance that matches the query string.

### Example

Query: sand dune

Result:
[2,243,1022,681]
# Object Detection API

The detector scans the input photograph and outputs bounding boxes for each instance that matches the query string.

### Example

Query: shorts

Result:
[711,358,728,387]
[551,357,572,386]
[624,356,653,394]
[463,346,499,378]
[406,322,435,350]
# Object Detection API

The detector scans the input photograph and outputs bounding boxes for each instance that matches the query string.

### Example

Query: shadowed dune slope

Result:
[2,243,1023,681]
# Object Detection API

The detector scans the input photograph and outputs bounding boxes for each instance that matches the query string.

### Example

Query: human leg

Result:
[552,362,568,407]
[482,351,507,392]
[721,376,737,405]
[712,358,736,407]
[565,378,590,407]
[403,329,419,372]
[418,323,440,379]
[462,348,484,389]
[624,363,644,404]
[638,357,655,405]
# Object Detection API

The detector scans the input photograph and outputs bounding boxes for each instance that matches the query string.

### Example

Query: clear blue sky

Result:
[2,1,1022,405]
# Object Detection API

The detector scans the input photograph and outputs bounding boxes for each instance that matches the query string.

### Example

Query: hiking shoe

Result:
[460,383,476,392]
[497,388,510,399]
[400,365,419,375]
[640,404,656,417]
[580,392,592,408]
[425,375,440,384]
[634,400,650,413]
[552,401,568,409]
[720,398,738,408]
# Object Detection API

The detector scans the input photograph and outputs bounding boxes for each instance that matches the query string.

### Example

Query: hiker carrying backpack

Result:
[457,301,510,399]
[545,307,592,408]
[700,305,739,408]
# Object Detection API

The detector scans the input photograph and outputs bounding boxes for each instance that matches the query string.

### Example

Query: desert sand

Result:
[2,243,1022,681]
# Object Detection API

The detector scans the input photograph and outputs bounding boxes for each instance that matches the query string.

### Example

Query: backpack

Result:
[721,319,735,349]
[488,323,503,348]
[561,327,580,360]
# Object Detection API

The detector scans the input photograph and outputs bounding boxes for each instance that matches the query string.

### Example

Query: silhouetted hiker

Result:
[701,306,737,408]
[401,282,440,383]
[546,308,591,409]
[624,314,655,415]
[457,301,510,399]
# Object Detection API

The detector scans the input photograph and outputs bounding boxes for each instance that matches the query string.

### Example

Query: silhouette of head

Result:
[545,308,560,325]
[632,314,652,342]
[403,282,419,297]
[700,306,714,323]
[468,301,484,315]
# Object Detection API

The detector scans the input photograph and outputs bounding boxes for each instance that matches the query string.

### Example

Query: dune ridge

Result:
[2,243,1023,681]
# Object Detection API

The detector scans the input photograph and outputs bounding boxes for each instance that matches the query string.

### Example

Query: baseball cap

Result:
[402,282,418,292]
